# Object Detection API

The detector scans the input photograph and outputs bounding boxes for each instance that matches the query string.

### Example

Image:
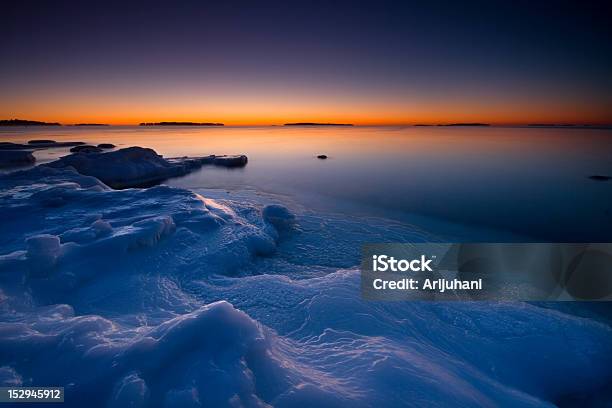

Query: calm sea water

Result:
[2,125,611,241]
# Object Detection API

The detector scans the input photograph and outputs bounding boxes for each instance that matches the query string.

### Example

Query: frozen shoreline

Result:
[1,148,611,407]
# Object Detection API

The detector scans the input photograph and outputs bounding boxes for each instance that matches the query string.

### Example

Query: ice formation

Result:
[0,154,611,407]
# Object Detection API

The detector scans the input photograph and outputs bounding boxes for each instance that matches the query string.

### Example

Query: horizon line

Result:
[1,118,611,127]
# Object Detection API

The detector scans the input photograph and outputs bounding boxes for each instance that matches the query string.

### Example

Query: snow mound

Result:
[0,301,276,407]
[0,165,287,306]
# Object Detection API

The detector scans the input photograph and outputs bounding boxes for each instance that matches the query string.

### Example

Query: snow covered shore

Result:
[0,149,611,407]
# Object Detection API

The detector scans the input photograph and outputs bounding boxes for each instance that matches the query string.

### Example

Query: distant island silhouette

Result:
[0,119,61,126]
[527,124,594,127]
[441,123,490,127]
[284,123,353,126]
[139,122,224,126]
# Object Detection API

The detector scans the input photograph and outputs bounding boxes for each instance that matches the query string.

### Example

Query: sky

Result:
[1,0,611,125]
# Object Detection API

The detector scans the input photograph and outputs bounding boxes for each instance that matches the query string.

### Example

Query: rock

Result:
[45,147,250,188]
[45,146,193,188]
[97,143,116,149]
[589,175,612,181]
[0,150,35,168]
[0,142,30,150]
[262,204,295,229]
[70,145,103,153]
[28,139,56,144]
[213,155,248,167]
[317,154,328,159]
[0,141,85,150]
[26,234,61,276]
[199,155,216,164]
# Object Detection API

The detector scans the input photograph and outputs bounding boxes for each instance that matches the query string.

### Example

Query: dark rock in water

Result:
[199,155,216,164]
[28,139,56,144]
[0,141,85,150]
[0,142,30,150]
[44,147,246,189]
[46,146,184,188]
[317,154,328,159]
[589,175,612,181]
[44,147,249,188]
[213,155,248,167]
[97,143,116,149]
[70,145,103,153]
[0,150,35,168]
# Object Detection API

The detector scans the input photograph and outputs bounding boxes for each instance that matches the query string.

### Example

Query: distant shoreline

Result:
[0,119,61,126]
[284,123,354,126]
[139,122,224,126]
[71,123,110,126]
[441,123,490,127]
[1,118,610,128]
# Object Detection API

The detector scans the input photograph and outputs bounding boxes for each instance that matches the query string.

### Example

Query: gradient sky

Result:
[1,0,611,125]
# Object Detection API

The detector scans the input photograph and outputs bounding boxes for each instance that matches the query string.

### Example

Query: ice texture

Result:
[0,160,611,407]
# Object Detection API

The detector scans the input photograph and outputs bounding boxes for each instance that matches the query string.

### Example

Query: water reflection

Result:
[2,125,611,241]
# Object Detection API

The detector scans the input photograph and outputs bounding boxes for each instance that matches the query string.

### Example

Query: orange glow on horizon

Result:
[2,92,610,126]
[1,110,610,127]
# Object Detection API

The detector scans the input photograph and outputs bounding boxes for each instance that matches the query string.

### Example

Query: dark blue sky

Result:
[2,0,611,124]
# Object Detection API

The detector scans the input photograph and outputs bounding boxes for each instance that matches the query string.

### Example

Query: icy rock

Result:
[91,219,113,236]
[128,216,176,249]
[28,139,56,145]
[0,366,22,387]
[262,204,295,229]
[45,147,249,189]
[70,145,103,153]
[0,142,28,150]
[0,150,35,168]
[245,232,277,256]
[213,155,248,167]
[0,141,85,150]
[26,234,61,276]
[588,175,611,181]
[60,219,114,244]
[108,373,149,408]
[45,147,189,188]
[27,140,85,148]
